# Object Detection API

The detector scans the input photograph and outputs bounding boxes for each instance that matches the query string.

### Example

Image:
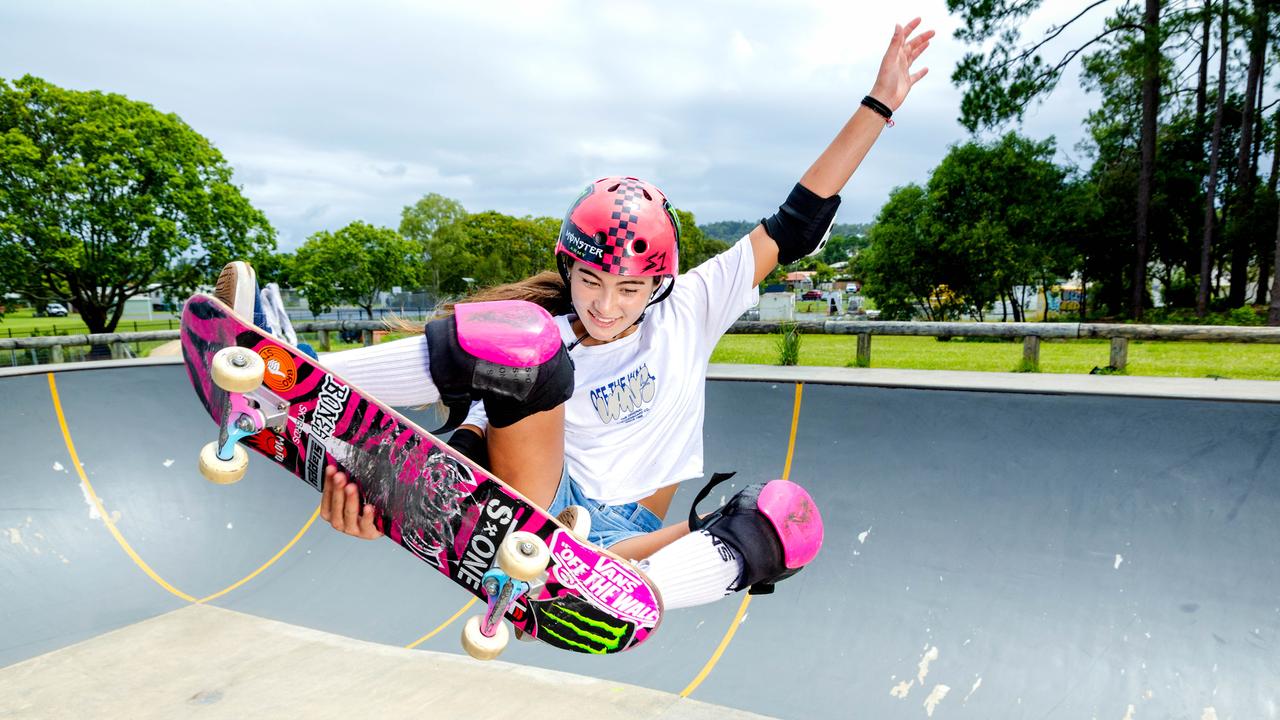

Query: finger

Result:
[327,473,348,529]
[911,67,930,84]
[320,477,332,522]
[907,30,936,51]
[910,41,932,63]
[342,483,361,532]
[321,466,341,522]
[902,17,922,35]
[359,505,382,539]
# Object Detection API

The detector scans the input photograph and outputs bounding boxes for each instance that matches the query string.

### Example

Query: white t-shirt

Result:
[466,236,759,504]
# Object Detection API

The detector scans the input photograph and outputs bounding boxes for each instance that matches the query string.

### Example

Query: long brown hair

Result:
[385,271,573,335]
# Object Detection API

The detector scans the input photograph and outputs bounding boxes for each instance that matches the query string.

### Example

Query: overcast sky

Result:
[1,0,1105,249]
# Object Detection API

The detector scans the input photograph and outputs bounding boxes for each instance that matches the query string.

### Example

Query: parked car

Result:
[45,302,69,317]
[801,290,824,300]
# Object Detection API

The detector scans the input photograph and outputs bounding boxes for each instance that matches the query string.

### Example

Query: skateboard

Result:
[180,293,663,659]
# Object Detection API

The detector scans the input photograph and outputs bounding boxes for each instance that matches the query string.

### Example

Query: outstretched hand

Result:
[869,18,934,111]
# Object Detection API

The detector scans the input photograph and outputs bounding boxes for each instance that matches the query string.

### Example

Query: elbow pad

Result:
[761,183,841,265]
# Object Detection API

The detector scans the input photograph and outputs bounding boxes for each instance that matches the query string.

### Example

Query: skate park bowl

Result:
[2,358,1279,718]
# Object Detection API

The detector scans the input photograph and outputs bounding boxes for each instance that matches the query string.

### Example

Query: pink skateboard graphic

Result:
[180,293,662,658]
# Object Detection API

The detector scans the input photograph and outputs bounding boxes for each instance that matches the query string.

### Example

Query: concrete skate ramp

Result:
[2,361,1279,719]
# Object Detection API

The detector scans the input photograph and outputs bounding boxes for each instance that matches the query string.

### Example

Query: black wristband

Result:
[861,95,894,125]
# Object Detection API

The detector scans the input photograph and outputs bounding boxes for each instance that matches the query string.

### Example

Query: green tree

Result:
[820,233,862,266]
[928,133,1077,320]
[429,211,558,293]
[293,222,421,318]
[0,242,28,318]
[675,209,729,273]
[949,0,1164,319]
[399,193,466,294]
[256,251,296,288]
[857,135,1077,321]
[0,76,275,332]
[472,212,557,287]
[855,184,958,320]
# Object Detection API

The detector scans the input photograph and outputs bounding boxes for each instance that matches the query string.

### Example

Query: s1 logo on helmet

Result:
[642,251,669,274]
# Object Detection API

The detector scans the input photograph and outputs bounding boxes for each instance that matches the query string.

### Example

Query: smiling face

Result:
[568,261,662,344]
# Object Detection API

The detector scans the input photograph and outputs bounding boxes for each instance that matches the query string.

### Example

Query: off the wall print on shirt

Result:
[589,364,657,425]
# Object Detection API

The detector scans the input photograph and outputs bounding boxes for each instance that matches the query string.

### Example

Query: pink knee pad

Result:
[425,300,573,431]
[757,480,824,569]
[689,473,824,594]
[454,300,563,367]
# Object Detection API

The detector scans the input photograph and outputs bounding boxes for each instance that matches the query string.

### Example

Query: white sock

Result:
[320,335,441,407]
[638,530,742,610]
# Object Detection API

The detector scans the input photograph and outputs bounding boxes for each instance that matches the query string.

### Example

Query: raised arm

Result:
[750,18,934,286]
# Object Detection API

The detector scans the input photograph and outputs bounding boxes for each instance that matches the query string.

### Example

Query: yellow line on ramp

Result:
[48,371,317,606]
[680,382,805,698]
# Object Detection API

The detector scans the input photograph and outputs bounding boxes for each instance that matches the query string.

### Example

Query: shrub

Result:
[776,323,802,366]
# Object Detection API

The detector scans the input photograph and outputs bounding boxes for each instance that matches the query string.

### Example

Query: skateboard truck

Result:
[198,346,287,485]
[461,531,551,660]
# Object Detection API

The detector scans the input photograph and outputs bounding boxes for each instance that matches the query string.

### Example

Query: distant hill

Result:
[698,221,756,242]
[699,220,872,243]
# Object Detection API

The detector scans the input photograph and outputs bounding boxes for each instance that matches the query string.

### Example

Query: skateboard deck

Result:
[180,293,662,655]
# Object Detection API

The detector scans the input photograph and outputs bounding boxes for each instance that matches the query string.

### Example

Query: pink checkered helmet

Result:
[555,177,681,288]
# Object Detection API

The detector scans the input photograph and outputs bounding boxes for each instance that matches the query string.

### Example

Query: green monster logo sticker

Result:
[534,597,635,654]
[664,199,682,240]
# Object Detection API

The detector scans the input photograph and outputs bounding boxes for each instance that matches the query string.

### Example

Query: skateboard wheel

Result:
[211,346,265,393]
[497,531,550,582]
[557,505,591,540]
[461,615,509,660]
[198,441,248,485]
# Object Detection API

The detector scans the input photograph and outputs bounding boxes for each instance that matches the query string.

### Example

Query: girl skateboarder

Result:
[223,18,933,609]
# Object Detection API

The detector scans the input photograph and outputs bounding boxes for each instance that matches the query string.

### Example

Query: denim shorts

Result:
[546,467,663,548]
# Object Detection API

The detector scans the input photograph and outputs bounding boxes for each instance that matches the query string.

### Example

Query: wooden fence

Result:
[4,319,1280,371]
[727,320,1280,371]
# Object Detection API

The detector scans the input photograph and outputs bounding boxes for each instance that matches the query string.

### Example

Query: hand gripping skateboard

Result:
[180,294,663,659]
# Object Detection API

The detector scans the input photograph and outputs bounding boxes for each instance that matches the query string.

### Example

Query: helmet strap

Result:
[631,275,675,327]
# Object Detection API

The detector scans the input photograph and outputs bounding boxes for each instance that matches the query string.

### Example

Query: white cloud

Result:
[1,0,1101,248]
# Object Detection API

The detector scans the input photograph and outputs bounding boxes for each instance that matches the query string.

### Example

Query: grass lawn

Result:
[710,334,1280,381]
[0,308,179,337]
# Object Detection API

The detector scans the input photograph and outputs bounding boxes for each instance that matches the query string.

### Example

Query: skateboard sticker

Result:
[451,481,522,594]
[548,530,660,627]
[257,345,297,392]
[530,595,638,655]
